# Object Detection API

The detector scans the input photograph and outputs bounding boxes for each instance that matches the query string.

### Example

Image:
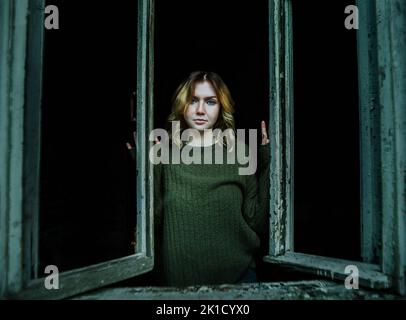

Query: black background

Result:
[292,0,360,261]
[40,0,139,273]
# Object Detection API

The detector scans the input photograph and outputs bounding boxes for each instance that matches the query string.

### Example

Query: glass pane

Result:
[39,0,139,275]
[292,0,361,261]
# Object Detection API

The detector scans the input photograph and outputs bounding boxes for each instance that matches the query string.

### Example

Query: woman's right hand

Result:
[126,131,137,161]
[126,133,160,161]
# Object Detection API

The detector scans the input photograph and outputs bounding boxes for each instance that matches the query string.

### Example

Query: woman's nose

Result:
[196,101,205,114]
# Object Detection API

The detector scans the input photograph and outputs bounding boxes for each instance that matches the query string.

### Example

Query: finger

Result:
[261,121,268,139]
[126,142,133,150]
[261,121,270,145]
[154,137,161,144]
[261,137,270,145]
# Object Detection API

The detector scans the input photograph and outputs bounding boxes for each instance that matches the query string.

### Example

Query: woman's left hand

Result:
[261,120,270,145]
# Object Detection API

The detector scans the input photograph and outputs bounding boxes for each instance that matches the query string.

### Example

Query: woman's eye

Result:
[190,98,198,104]
[206,100,217,106]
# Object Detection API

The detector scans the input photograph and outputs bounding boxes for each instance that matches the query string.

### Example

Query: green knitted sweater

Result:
[153,140,270,286]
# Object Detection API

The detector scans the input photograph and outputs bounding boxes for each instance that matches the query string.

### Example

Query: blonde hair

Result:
[167,71,236,149]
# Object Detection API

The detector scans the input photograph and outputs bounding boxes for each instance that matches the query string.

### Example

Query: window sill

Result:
[71,280,398,300]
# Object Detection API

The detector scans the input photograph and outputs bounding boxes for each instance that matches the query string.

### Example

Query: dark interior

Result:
[39,0,139,274]
[292,0,361,261]
[153,0,270,139]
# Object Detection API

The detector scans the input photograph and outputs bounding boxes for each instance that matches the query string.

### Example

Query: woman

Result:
[128,71,270,287]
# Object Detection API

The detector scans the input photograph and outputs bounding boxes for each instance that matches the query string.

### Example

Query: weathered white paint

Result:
[73,280,399,300]
[1,0,156,300]
[0,0,30,296]
[264,252,390,290]
[376,0,406,295]
[357,0,382,264]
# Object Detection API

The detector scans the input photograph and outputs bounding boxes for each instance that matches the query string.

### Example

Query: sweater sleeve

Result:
[242,144,270,236]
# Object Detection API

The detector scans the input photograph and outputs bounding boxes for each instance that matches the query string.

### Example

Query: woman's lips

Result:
[194,120,207,125]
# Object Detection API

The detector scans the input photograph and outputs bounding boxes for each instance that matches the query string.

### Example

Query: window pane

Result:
[39,0,139,274]
[292,0,361,261]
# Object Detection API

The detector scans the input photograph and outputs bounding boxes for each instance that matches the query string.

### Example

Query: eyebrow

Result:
[192,96,218,100]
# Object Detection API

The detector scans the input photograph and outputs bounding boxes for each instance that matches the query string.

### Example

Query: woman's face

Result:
[184,81,220,132]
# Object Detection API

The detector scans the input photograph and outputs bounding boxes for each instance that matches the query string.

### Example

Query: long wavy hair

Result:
[166,71,236,149]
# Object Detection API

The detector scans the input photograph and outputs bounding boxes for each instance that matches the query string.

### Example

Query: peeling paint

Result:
[73,280,401,300]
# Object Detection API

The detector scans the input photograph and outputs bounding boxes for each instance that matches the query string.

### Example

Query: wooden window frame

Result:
[0,0,156,299]
[1,0,404,300]
[264,0,405,295]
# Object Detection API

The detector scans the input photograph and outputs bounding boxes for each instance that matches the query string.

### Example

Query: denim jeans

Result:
[236,267,257,284]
